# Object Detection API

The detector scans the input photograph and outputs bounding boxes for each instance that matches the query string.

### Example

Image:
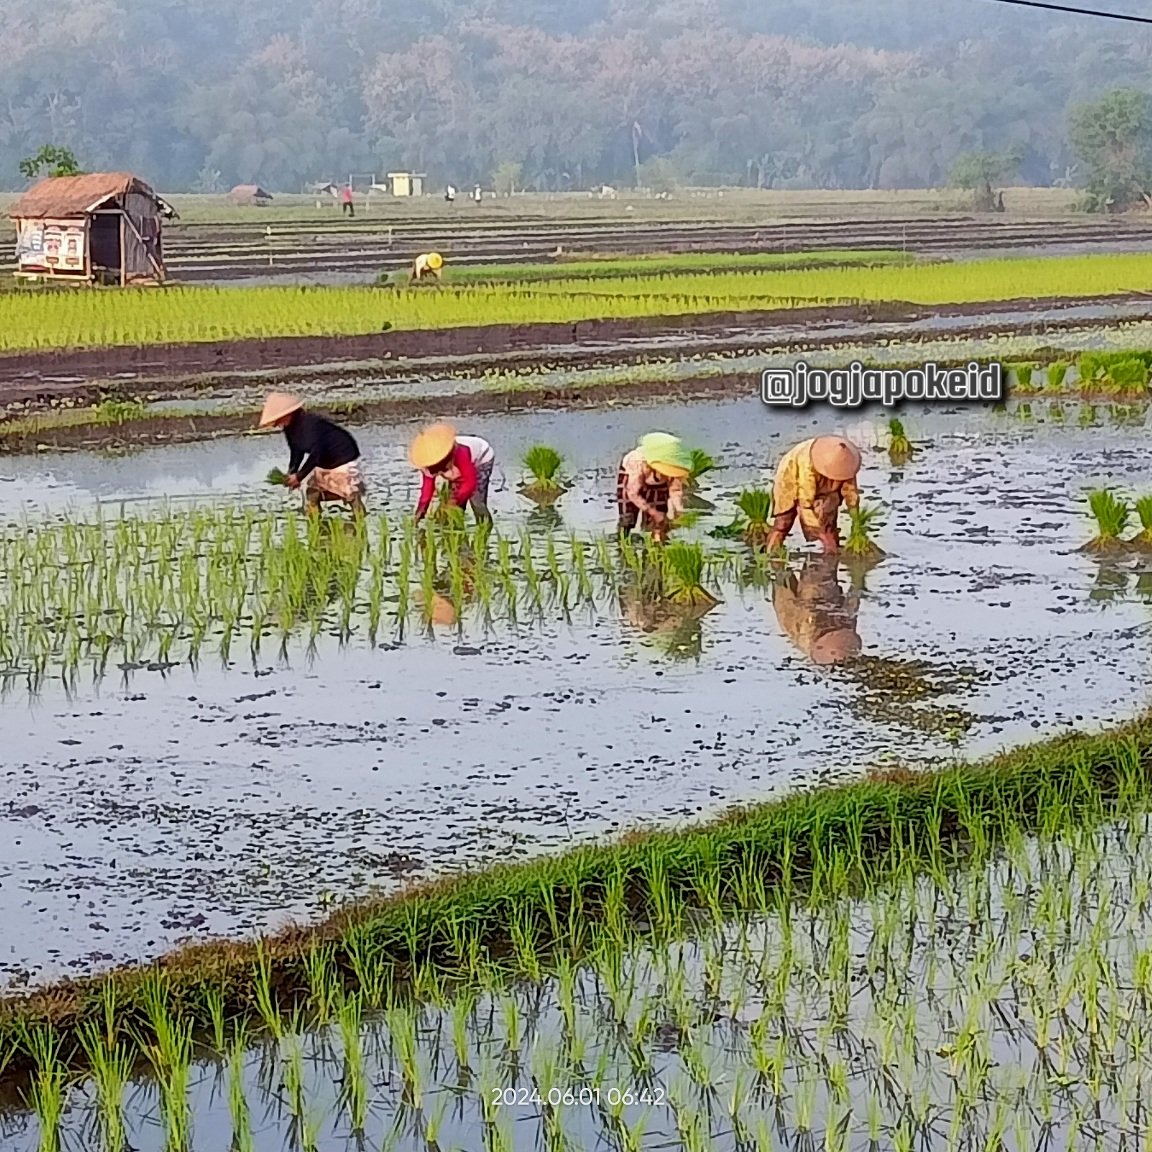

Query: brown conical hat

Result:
[258,392,302,427]
[810,436,862,481]
[808,627,862,666]
[409,423,457,468]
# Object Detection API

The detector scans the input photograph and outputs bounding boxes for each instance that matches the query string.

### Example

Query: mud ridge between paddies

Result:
[0,715,1149,1091]
[0,319,1146,457]
[1,292,1148,408]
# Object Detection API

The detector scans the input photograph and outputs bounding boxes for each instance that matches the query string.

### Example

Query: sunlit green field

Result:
[1,251,1149,352]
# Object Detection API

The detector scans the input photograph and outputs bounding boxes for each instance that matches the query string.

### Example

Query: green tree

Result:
[1068,89,1152,212]
[949,150,1020,210]
[18,144,82,180]
[492,160,523,196]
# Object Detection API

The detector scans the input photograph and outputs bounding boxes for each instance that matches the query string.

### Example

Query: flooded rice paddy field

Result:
[4,804,1149,1150]
[0,397,1150,987]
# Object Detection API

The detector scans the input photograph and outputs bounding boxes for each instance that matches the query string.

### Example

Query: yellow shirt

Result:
[772,438,859,533]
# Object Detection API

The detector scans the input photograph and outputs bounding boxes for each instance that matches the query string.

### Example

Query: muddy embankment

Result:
[3,291,1149,404]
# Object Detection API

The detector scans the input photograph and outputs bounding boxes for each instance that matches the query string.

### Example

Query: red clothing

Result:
[341,186,353,203]
[416,442,478,515]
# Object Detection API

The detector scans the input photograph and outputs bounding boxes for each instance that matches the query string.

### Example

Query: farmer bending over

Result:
[766,436,861,555]
[411,423,495,525]
[259,393,367,518]
[411,252,444,282]
[617,432,690,542]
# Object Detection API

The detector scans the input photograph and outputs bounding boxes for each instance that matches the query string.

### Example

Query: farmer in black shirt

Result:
[259,393,367,518]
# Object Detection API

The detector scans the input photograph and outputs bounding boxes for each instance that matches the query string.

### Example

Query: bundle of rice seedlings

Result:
[844,504,887,560]
[1012,363,1035,391]
[518,445,567,504]
[736,489,773,550]
[266,467,288,486]
[1131,495,1152,552]
[887,418,913,464]
[708,518,747,541]
[1046,361,1069,391]
[1081,488,1130,554]
[686,449,717,488]
[662,542,719,608]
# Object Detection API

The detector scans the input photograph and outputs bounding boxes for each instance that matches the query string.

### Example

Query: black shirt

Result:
[284,410,359,481]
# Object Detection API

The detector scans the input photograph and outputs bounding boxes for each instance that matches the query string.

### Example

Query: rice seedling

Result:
[886,417,914,464]
[1012,362,1036,390]
[266,467,288,486]
[1047,360,1070,390]
[1082,488,1131,554]
[519,445,568,505]
[686,449,717,488]
[1131,495,1152,552]
[660,542,720,610]
[844,503,887,560]
[736,488,774,550]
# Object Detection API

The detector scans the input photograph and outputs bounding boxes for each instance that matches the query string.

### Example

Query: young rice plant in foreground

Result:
[1083,488,1130,554]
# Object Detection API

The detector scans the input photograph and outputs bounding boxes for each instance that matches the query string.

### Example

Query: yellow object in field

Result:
[428,252,444,270]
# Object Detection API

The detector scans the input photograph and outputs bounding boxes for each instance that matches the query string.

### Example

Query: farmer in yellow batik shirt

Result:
[766,435,862,555]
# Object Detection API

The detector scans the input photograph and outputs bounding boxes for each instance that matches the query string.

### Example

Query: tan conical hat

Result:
[808,627,862,666]
[810,436,862,481]
[409,422,457,469]
[258,392,302,427]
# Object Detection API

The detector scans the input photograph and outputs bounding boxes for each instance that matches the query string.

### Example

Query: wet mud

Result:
[0,399,1149,984]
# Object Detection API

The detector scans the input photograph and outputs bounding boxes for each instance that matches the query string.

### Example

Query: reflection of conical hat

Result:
[808,627,861,666]
[409,423,457,468]
[810,436,862,481]
[258,392,302,427]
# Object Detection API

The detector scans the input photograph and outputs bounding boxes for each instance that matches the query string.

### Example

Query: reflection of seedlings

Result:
[1081,489,1130,555]
[519,445,568,505]
[654,612,707,662]
[663,543,720,608]
[1017,401,1033,420]
[887,418,913,465]
[1089,565,1130,603]
[526,504,564,533]
[737,489,773,550]
[1047,401,1066,424]
[1135,570,1152,602]
[1079,404,1099,427]
[844,504,886,560]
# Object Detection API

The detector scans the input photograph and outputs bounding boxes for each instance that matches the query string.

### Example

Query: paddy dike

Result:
[2,292,1151,420]
[0,398,1149,985]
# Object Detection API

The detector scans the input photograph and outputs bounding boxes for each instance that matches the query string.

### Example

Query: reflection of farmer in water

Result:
[766,436,862,555]
[771,556,862,666]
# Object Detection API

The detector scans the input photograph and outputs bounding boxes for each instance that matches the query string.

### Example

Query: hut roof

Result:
[230,184,273,200]
[8,173,157,219]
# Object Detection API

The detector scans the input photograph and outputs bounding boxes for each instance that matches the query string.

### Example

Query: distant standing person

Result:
[445,184,457,203]
[473,184,483,204]
[411,252,444,283]
[410,423,495,525]
[341,183,355,217]
[259,393,367,518]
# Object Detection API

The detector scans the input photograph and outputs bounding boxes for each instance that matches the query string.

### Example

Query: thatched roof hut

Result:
[229,184,273,206]
[8,172,166,285]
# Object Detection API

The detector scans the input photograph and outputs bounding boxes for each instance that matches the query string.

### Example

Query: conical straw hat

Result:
[810,436,862,482]
[649,459,691,479]
[258,392,302,427]
[428,252,444,270]
[409,422,457,469]
[640,432,691,478]
[808,627,862,666]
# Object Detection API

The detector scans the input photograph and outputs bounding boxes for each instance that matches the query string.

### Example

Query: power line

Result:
[985,0,1152,26]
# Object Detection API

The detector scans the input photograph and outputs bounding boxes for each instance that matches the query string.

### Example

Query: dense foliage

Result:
[3,0,1152,193]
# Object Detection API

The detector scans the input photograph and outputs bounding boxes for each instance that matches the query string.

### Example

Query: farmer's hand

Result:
[285,473,301,490]
[648,509,668,526]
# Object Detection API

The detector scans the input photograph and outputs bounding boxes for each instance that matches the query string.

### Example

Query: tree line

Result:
[4,0,1152,206]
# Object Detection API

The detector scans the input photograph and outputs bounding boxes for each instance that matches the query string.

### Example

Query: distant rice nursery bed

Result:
[4,252,1152,351]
